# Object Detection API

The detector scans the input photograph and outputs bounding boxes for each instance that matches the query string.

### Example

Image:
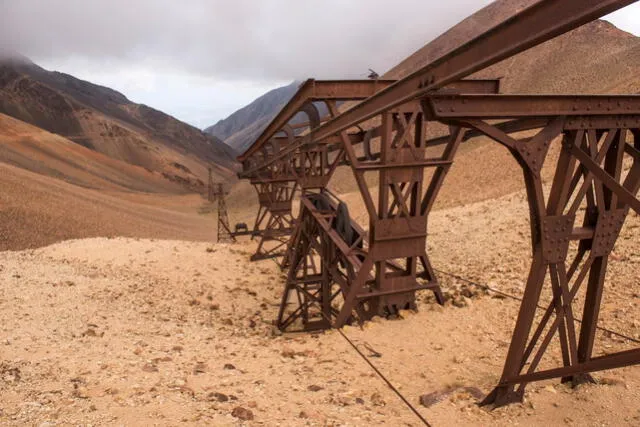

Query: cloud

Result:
[0,0,496,81]
[2,0,639,128]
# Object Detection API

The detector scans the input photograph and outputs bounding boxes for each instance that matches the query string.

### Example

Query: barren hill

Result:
[0,55,238,190]
[205,81,299,153]
[324,4,640,212]
[0,161,217,251]
[0,66,236,250]
[387,1,640,95]
[0,113,183,193]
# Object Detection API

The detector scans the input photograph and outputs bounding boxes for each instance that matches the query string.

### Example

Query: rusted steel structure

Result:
[243,79,401,261]
[237,0,640,406]
[208,179,235,243]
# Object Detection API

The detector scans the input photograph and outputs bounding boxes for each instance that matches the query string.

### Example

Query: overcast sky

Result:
[1,1,639,130]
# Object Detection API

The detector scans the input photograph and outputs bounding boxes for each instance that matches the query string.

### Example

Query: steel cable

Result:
[258,242,639,426]
[434,268,640,345]
[263,255,431,426]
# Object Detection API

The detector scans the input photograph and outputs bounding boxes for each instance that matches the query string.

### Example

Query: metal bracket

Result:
[516,136,553,174]
[591,209,627,258]
[541,215,575,264]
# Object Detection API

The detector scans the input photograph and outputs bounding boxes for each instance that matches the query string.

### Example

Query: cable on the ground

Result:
[434,268,640,345]
[264,254,431,427]
[329,317,431,426]
[258,242,639,426]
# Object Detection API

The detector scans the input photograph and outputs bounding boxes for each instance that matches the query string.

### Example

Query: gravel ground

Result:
[1,187,639,426]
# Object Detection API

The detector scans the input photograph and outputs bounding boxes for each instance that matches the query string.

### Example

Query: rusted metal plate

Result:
[591,209,627,257]
[427,95,640,119]
[541,215,575,264]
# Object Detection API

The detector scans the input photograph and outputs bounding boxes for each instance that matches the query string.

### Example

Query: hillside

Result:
[328,7,640,211]
[0,161,217,251]
[0,113,218,250]
[225,0,640,225]
[0,58,235,251]
[205,81,299,153]
[0,55,238,190]
[0,113,184,193]
[387,3,640,94]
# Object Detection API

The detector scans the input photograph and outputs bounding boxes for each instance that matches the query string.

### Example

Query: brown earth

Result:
[0,113,221,251]
[0,56,237,190]
[1,1,640,425]
[0,161,217,251]
[1,186,638,426]
[0,113,183,193]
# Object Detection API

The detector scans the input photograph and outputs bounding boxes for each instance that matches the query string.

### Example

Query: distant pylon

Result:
[208,176,236,243]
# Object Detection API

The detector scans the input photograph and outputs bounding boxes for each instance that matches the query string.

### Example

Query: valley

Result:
[1,0,640,425]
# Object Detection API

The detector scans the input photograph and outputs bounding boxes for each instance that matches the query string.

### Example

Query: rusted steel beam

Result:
[426,95,640,119]
[239,0,636,176]
[287,117,330,130]
[504,348,640,385]
[447,118,640,407]
[239,79,397,161]
[303,0,636,141]
[249,182,298,261]
[434,79,501,95]
[238,79,500,170]
[426,118,551,147]
[272,131,365,147]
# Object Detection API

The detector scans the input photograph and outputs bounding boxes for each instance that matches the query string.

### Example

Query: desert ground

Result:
[1,184,639,426]
[3,1,640,424]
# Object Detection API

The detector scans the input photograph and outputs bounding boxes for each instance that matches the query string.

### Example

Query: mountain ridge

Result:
[0,55,238,190]
[205,81,299,153]
[211,0,640,160]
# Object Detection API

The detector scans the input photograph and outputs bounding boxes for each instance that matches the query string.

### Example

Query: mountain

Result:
[205,81,299,153]
[0,55,238,190]
[258,0,640,213]
[0,112,185,193]
[325,0,640,210]
[0,110,220,251]
[386,0,640,95]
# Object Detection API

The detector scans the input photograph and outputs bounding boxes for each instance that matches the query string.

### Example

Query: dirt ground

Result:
[1,188,639,426]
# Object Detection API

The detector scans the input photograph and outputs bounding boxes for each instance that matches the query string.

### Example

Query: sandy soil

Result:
[0,162,219,251]
[0,113,184,194]
[0,113,228,251]
[1,188,639,426]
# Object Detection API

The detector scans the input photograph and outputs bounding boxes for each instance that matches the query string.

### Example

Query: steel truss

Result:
[236,0,640,407]
[249,181,296,261]
[208,181,235,243]
[425,96,640,405]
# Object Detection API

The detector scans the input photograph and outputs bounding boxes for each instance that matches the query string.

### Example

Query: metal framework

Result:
[244,79,398,262]
[208,174,235,243]
[236,0,640,407]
